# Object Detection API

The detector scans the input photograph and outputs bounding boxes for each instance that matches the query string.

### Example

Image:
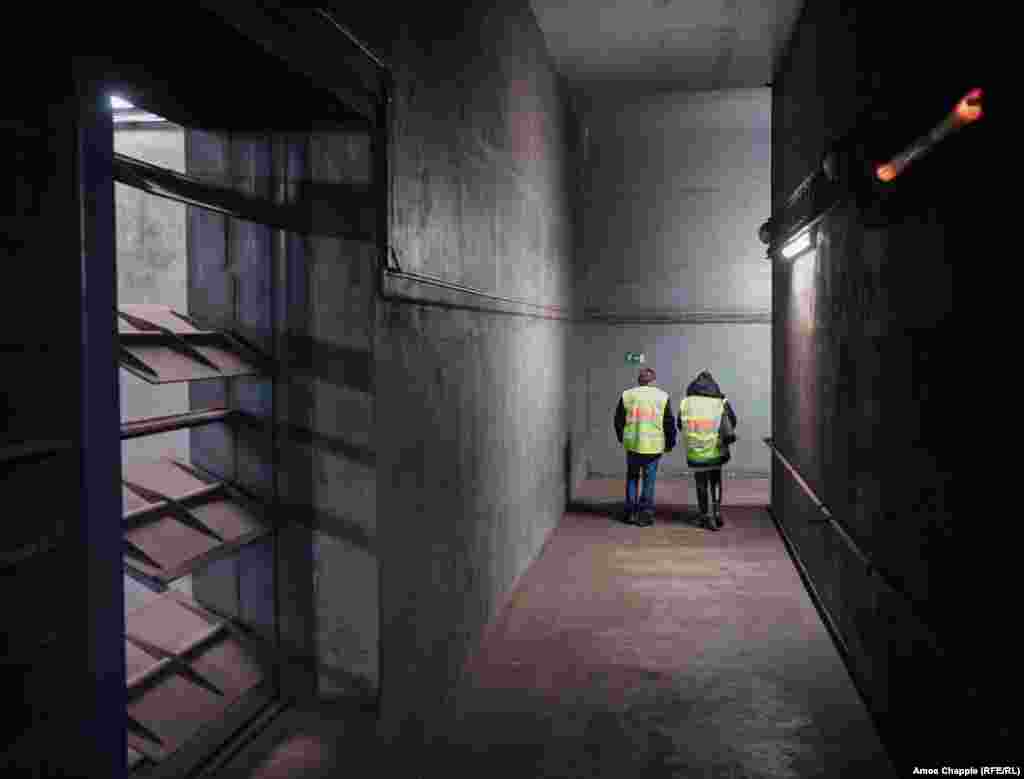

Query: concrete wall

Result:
[184,125,381,702]
[376,0,576,749]
[572,89,771,479]
[114,126,191,466]
[771,1,999,768]
[196,3,577,734]
[573,323,770,479]
[113,123,201,614]
[304,130,379,699]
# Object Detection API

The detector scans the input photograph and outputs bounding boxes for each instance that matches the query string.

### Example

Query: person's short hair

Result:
[638,367,656,385]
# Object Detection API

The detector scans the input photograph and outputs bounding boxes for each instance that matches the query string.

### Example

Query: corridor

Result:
[219,477,891,778]
[3,1,983,775]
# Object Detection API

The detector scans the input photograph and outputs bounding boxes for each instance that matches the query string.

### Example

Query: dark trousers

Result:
[625,452,662,514]
[694,468,723,513]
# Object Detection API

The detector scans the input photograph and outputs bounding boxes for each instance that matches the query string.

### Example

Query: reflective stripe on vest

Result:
[680,395,726,462]
[622,386,668,454]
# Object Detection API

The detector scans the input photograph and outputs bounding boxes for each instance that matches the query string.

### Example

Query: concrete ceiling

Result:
[530,0,804,94]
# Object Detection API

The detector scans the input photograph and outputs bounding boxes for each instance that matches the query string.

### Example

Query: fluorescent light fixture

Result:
[780,230,813,260]
[110,94,168,124]
[113,111,166,124]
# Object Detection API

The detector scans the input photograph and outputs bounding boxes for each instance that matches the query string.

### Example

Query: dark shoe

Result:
[712,503,723,529]
[700,514,715,530]
[621,511,639,525]
[637,510,654,526]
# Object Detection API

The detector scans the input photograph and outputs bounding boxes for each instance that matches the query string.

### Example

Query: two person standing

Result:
[614,368,737,530]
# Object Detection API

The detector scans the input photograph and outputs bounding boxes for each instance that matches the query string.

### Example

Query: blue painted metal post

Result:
[74,63,128,779]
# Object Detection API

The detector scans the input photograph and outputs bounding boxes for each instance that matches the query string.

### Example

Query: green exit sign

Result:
[625,352,645,364]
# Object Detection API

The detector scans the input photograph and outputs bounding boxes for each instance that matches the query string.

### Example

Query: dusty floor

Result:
[572,474,772,510]
[216,479,894,778]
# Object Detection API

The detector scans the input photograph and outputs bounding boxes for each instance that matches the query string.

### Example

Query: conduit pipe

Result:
[763,437,943,641]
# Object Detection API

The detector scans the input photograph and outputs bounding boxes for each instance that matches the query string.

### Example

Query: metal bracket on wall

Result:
[119,309,223,374]
[758,169,844,260]
[120,457,272,587]
[126,630,226,697]
[117,305,267,384]
[124,591,267,764]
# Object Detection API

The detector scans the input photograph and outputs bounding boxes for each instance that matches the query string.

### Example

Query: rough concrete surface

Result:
[571,89,772,482]
[213,491,891,779]
[574,322,772,479]
[440,505,893,778]
[376,0,576,746]
[307,129,379,695]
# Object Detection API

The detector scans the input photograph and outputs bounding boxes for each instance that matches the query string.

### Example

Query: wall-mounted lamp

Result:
[780,227,816,260]
[780,229,814,260]
[110,94,165,124]
[875,87,983,183]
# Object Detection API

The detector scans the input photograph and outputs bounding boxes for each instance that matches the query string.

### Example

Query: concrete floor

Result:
[215,478,894,778]
[573,475,773,510]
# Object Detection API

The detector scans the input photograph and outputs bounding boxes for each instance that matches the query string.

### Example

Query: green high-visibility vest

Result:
[680,395,727,462]
[622,385,668,454]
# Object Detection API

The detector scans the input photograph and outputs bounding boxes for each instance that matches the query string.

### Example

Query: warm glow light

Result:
[781,231,813,260]
[954,87,983,124]
[110,95,134,109]
[875,86,983,183]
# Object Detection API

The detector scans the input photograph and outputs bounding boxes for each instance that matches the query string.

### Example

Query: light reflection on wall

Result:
[791,249,816,337]
[786,246,819,463]
[256,733,332,774]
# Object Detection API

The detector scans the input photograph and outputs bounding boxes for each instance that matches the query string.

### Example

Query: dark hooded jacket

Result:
[678,371,737,467]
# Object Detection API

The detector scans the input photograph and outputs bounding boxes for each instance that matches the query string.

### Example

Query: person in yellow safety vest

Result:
[678,370,738,531]
[614,367,677,526]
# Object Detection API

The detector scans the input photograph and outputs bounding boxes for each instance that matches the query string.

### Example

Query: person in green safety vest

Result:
[614,367,677,526]
[678,370,738,531]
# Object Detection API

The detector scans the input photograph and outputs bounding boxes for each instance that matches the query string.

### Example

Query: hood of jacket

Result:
[686,370,724,398]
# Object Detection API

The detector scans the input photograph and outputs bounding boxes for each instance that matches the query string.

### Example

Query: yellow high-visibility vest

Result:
[680,395,727,462]
[622,386,668,454]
